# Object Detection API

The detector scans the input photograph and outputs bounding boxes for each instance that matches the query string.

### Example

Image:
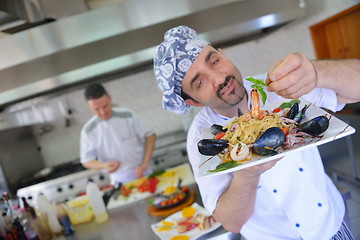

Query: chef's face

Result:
[181,45,247,113]
[87,94,112,120]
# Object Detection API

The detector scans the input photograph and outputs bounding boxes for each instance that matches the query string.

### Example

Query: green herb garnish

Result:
[208,161,242,172]
[245,77,268,105]
[279,99,300,110]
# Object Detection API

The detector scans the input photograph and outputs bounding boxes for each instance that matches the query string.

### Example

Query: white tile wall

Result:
[8,0,358,167]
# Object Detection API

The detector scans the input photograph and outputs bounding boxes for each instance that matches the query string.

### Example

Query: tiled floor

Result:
[319,108,360,240]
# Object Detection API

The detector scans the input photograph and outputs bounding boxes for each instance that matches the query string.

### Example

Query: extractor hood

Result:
[0,0,306,109]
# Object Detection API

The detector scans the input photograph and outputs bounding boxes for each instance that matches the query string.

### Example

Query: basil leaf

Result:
[246,77,268,105]
[279,99,300,109]
[208,161,241,172]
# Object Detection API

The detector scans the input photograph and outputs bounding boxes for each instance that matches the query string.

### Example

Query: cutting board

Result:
[147,190,195,217]
[106,163,195,210]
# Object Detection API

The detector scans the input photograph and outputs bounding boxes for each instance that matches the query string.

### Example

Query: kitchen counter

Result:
[53,184,242,240]
[53,164,242,240]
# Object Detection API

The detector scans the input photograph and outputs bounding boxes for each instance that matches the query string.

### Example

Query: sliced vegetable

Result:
[213,131,226,139]
[272,107,281,113]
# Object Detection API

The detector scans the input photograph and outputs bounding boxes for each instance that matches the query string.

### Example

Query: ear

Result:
[185,99,204,107]
[218,48,225,55]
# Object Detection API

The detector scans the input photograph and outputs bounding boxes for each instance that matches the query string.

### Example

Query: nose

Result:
[210,71,227,88]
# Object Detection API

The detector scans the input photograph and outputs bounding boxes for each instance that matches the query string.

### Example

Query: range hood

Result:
[0,0,306,109]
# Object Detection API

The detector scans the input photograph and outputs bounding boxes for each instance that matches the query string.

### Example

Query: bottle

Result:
[56,203,74,236]
[3,192,27,240]
[35,193,52,235]
[46,204,63,236]
[86,181,109,223]
[21,197,36,219]
[19,210,39,240]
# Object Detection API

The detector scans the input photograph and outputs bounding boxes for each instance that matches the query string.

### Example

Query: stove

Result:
[17,167,110,205]
[17,131,188,205]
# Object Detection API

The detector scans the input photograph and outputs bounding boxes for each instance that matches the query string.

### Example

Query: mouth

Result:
[220,78,235,96]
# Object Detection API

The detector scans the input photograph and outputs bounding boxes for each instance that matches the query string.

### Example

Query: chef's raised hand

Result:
[266,52,317,99]
[105,161,120,173]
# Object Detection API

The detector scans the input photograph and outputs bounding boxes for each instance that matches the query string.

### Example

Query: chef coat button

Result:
[318,203,322,207]
[295,223,300,228]
[257,185,262,189]
[273,189,277,193]
[299,167,303,172]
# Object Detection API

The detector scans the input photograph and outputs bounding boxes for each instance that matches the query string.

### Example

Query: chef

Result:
[80,83,156,183]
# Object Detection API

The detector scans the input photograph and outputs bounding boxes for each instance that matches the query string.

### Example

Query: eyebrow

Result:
[205,51,216,63]
[189,51,217,89]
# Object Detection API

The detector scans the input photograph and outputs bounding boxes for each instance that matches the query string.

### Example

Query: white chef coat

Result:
[186,74,346,240]
[80,107,154,183]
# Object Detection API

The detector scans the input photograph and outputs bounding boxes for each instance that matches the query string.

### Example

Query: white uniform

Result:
[80,107,154,183]
[187,74,346,240]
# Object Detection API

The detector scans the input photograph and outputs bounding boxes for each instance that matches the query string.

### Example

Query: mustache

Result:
[217,75,235,96]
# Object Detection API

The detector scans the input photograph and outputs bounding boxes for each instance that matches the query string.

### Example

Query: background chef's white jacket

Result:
[80,107,154,183]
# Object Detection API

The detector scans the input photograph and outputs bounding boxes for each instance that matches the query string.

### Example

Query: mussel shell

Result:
[293,105,307,123]
[198,139,228,156]
[210,124,227,135]
[297,116,329,136]
[253,127,285,156]
[286,102,299,120]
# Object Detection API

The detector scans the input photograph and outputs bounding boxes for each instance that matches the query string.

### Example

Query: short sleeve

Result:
[80,129,97,163]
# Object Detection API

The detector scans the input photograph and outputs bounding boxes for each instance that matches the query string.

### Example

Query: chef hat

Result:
[153,25,209,114]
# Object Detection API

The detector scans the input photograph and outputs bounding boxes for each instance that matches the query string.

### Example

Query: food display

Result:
[151,182,189,209]
[151,203,221,240]
[198,96,355,177]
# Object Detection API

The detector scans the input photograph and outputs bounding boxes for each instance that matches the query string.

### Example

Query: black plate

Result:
[152,190,189,209]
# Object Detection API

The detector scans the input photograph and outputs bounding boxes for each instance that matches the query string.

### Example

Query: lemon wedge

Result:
[164,186,177,195]
[170,235,189,240]
[161,220,174,226]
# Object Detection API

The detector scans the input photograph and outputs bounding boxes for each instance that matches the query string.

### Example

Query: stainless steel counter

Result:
[53,184,242,240]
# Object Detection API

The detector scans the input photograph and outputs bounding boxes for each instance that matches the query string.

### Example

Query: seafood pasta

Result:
[220,113,283,163]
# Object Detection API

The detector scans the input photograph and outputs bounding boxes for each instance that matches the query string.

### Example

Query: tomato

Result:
[281,127,289,136]
[273,107,281,113]
[213,132,226,139]
[181,187,189,193]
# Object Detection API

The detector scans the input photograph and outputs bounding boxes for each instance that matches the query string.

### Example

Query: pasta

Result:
[219,113,283,163]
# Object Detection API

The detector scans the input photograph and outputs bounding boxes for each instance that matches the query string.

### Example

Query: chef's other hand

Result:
[135,163,147,179]
[105,161,120,173]
[266,52,317,99]
[235,157,283,179]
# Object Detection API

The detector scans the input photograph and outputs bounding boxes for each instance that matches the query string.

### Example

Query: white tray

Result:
[198,98,356,179]
[151,202,221,240]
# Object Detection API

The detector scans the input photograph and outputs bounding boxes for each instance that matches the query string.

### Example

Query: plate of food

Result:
[197,89,356,178]
[151,202,221,240]
[151,184,190,209]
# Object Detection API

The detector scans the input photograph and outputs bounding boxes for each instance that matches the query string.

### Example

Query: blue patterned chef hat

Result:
[153,26,209,114]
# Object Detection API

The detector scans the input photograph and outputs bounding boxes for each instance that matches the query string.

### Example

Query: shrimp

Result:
[247,89,269,120]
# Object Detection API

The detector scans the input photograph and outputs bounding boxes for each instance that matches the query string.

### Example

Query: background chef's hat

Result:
[153,25,209,114]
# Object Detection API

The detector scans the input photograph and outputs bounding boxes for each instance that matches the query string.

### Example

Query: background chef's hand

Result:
[104,161,120,173]
[266,52,317,99]
[135,163,148,179]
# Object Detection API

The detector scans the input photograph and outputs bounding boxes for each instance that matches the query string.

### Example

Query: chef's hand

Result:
[104,161,120,173]
[236,157,282,178]
[135,163,148,179]
[266,52,317,99]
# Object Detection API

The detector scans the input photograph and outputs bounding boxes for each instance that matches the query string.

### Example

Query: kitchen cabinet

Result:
[309,4,360,59]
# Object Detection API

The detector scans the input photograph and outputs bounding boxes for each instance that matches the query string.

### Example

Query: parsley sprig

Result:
[245,77,268,105]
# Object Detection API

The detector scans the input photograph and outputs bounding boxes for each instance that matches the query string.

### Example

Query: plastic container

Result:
[64,196,93,225]
[86,181,109,223]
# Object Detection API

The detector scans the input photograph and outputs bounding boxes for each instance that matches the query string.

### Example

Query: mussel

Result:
[253,127,286,156]
[297,116,329,137]
[293,105,307,123]
[286,102,299,120]
[198,139,229,156]
[210,124,227,135]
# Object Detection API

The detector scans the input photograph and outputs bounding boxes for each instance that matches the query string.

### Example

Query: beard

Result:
[216,75,247,107]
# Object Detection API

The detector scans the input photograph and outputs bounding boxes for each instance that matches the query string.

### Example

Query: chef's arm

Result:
[82,160,120,173]
[141,133,157,167]
[314,58,360,103]
[213,158,281,233]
